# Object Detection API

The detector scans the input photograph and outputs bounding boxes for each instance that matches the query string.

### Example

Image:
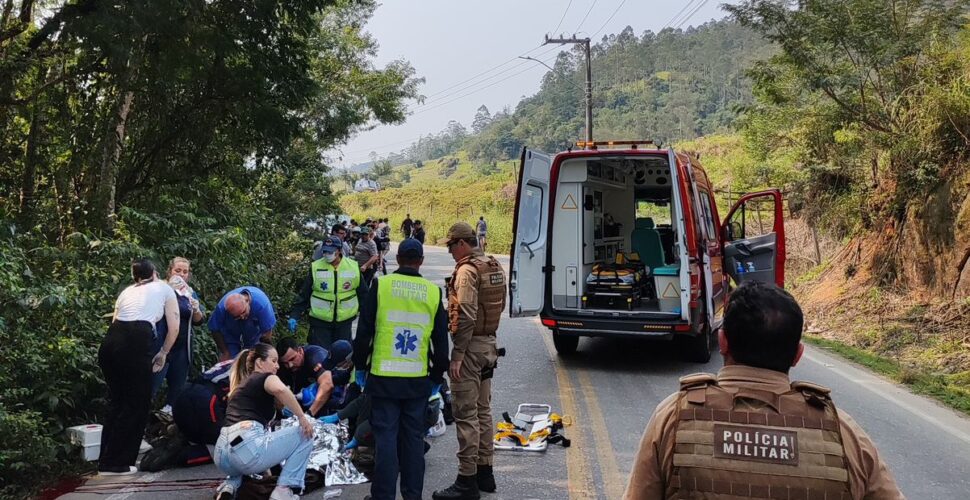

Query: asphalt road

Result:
[61,243,970,499]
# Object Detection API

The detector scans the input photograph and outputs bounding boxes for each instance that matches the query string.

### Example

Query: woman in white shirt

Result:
[97,258,179,475]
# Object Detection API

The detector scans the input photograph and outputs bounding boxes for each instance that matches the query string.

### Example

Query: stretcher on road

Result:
[493,403,570,452]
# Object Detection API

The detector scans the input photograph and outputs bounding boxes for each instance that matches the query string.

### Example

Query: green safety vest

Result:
[310,257,361,322]
[371,273,440,378]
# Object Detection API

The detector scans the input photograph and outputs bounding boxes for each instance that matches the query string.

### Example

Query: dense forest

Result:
[0,0,419,496]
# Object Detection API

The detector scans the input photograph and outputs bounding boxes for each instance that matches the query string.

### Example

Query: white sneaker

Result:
[160,404,173,416]
[139,439,152,453]
[214,481,236,500]
[269,486,300,500]
[98,466,137,476]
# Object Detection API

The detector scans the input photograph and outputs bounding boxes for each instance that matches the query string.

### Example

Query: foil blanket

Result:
[280,417,368,486]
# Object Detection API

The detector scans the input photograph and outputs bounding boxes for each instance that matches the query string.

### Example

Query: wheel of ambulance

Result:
[678,318,713,363]
[552,332,579,355]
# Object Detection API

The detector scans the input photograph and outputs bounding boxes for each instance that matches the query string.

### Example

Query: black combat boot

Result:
[476,464,496,492]
[432,474,481,500]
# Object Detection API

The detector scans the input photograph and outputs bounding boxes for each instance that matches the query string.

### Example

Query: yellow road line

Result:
[577,370,626,499]
[538,321,596,499]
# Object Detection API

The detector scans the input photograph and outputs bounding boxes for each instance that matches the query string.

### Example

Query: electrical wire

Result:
[550,0,574,37]
[661,0,703,30]
[673,0,710,29]
[573,0,599,33]
[590,0,629,38]
[421,45,545,101]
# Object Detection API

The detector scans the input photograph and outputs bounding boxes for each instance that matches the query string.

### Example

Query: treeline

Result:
[0,0,418,496]
[367,19,773,169]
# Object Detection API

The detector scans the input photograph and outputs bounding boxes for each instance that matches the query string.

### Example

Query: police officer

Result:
[354,238,449,500]
[433,222,506,500]
[288,235,367,349]
[623,281,904,500]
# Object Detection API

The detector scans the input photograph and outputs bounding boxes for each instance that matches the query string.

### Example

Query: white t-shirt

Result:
[114,280,176,323]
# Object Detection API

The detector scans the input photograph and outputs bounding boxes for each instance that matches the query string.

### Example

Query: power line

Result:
[573,0,599,33]
[421,45,544,101]
[590,0,629,38]
[673,0,710,29]
[550,0,574,37]
[662,0,702,30]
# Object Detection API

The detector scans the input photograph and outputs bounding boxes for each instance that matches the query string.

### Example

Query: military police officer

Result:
[623,281,904,500]
[288,235,367,349]
[354,238,450,500]
[433,222,506,500]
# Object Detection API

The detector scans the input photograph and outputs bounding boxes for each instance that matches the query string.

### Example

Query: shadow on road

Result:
[555,335,721,375]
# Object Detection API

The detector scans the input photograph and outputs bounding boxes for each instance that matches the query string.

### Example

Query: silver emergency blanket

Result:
[280,417,368,486]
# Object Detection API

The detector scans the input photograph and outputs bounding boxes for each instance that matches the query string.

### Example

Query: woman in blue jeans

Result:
[214,343,315,500]
[152,257,205,412]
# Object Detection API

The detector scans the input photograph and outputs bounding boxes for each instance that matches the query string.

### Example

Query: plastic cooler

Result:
[652,265,681,312]
[67,424,102,461]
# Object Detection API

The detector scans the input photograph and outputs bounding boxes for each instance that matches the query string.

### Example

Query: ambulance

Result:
[509,141,786,361]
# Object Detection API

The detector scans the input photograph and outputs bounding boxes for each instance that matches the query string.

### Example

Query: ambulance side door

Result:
[509,148,552,317]
[721,189,786,287]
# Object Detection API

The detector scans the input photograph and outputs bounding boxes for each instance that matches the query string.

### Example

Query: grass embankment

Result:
[340,152,519,252]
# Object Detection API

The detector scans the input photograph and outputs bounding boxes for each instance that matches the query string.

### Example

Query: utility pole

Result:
[544,35,592,143]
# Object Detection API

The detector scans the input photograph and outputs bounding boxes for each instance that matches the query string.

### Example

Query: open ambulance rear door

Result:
[509,148,552,317]
[721,189,786,287]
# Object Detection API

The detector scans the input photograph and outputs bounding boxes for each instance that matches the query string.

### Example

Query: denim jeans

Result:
[214,421,313,490]
[152,343,189,407]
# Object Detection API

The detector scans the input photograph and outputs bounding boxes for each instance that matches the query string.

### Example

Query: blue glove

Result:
[281,407,294,418]
[355,370,367,389]
[431,384,441,397]
[288,318,297,333]
[343,438,358,451]
[319,414,339,425]
[298,384,318,405]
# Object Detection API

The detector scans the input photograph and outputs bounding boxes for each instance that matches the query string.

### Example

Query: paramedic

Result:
[208,286,276,361]
[277,337,354,416]
[353,238,450,500]
[288,235,366,349]
[623,282,904,500]
[433,222,506,500]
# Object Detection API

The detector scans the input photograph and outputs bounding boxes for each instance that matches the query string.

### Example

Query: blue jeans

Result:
[370,395,427,500]
[214,421,313,490]
[152,343,189,407]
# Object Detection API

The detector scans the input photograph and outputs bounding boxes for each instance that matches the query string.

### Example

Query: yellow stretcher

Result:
[493,404,571,452]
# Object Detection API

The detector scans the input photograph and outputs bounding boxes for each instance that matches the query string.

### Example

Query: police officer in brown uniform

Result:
[624,281,905,500]
[433,222,506,500]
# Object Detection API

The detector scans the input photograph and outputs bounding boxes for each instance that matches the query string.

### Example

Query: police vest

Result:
[447,254,506,336]
[310,257,361,323]
[666,373,851,499]
[371,274,440,378]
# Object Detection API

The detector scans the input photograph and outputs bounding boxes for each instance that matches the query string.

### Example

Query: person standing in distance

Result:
[98,258,180,475]
[623,282,904,500]
[412,220,426,244]
[475,216,487,253]
[354,238,450,500]
[208,286,277,361]
[401,213,414,239]
[289,235,366,349]
[433,223,506,500]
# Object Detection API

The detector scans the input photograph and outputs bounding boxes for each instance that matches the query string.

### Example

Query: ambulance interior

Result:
[550,155,684,317]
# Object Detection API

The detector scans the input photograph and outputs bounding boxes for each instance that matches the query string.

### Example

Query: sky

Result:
[332,0,735,168]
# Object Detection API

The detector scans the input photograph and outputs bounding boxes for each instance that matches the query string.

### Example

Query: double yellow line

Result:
[538,321,627,499]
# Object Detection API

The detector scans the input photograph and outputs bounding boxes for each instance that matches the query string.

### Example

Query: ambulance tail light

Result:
[689,261,701,301]
[673,324,691,332]
[541,318,557,329]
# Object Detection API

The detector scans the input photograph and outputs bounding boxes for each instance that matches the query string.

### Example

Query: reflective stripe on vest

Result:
[310,258,361,322]
[371,274,440,378]
[666,378,851,499]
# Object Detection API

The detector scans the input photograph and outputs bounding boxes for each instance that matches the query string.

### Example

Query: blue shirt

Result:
[208,286,276,355]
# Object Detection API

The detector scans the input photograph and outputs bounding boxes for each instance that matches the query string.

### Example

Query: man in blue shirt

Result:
[277,337,354,417]
[208,286,277,361]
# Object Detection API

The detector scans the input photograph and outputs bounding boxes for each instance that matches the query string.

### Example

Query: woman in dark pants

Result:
[98,259,180,475]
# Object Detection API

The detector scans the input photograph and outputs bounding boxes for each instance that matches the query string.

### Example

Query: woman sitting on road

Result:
[214,343,315,500]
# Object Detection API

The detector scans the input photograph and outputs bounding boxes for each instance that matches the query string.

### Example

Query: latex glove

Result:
[431,384,441,397]
[151,351,167,373]
[343,438,358,451]
[319,414,339,425]
[288,318,297,333]
[282,407,294,418]
[355,370,367,389]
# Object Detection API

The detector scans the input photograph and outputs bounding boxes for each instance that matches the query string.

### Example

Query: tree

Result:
[472,104,492,133]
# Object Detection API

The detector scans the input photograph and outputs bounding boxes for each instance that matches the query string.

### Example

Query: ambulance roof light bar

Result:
[575,140,659,150]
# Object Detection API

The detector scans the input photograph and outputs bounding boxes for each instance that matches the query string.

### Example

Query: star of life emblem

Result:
[393,327,419,359]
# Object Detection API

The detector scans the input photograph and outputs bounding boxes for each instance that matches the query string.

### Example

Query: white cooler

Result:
[653,265,681,312]
[67,424,102,461]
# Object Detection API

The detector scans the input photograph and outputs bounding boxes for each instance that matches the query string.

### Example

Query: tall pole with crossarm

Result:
[544,35,592,143]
